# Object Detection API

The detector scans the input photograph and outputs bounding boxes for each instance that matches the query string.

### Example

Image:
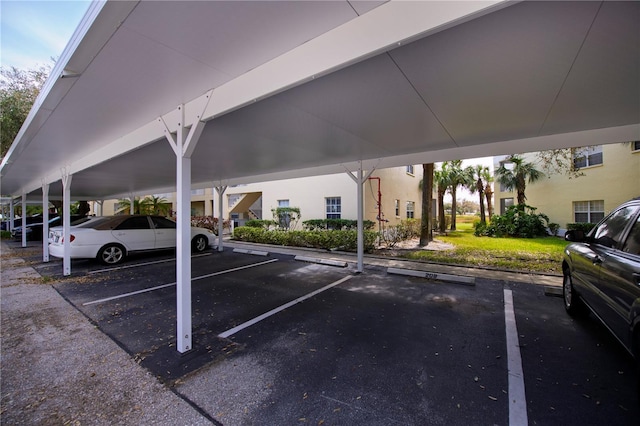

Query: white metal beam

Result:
[201,0,507,121]
[21,195,26,248]
[42,182,50,262]
[345,162,376,273]
[170,105,206,354]
[215,185,227,252]
[61,170,72,276]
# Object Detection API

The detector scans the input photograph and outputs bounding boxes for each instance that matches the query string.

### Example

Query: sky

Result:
[1,0,89,71]
[0,0,493,202]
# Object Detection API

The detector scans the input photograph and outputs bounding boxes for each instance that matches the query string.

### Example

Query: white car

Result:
[49,215,215,265]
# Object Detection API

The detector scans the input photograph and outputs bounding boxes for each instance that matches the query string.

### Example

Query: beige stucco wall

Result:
[219,166,425,229]
[90,166,428,229]
[365,166,423,227]
[494,142,640,229]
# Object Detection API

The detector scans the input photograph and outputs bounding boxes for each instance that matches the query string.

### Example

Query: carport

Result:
[1,0,638,355]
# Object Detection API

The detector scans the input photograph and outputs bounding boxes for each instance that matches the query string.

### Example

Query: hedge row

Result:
[302,219,375,231]
[233,227,378,252]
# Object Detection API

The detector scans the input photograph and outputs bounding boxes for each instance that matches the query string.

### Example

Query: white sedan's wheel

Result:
[98,244,125,265]
[192,235,208,253]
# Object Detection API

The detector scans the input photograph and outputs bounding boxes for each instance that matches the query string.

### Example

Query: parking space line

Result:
[503,289,528,426]
[191,258,278,282]
[219,275,353,339]
[87,252,212,275]
[82,258,279,306]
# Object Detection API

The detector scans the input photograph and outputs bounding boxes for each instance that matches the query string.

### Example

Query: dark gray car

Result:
[562,198,640,367]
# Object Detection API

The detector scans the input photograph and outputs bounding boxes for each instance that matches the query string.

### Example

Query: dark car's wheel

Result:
[563,271,587,317]
[98,244,126,265]
[192,235,208,253]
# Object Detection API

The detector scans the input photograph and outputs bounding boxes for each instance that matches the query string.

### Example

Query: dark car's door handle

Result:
[588,253,603,265]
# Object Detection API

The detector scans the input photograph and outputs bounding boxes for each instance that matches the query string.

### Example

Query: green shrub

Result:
[271,206,301,230]
[567,222,596,234]
[1,230,11,239]
[548,222,560,236]
[302,219,375,231]
[482,204,550,238]
[245,219,275,229]
[233,227,377,252]
[473,221,488,237]
[380,219,421,247]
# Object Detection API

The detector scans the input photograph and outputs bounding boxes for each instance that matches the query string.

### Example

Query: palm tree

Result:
[444,160,474,231]
[495,155,544,205]
[468,164,488,224]
[142,195,170,216]
[418,163,434,246]
[434,167,449,233]
[116,197,142,214]
[482,167,494,219]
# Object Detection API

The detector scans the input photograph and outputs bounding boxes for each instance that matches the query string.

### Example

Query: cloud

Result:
[0,1,89,70]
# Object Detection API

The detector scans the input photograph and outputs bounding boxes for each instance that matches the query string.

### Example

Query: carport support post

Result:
[161,105,206,353]
[9,199,15,232]
[21,194,27,247]
[215,185,227,252]
[62,172,72,276]
[345,162,375,273]
[42,182,50,262]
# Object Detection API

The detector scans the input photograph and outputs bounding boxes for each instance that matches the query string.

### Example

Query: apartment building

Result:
[94,165,430,231]
[494,141,640,231]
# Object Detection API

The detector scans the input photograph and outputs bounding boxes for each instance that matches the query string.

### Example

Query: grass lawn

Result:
[401,220,567,274]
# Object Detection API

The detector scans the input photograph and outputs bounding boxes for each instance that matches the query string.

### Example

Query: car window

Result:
[77,217,112,228]
[114,216,151,230]
[592,206,638,248]
[71,217,92,226]
[621,214,640,256]
[151,217,176,229]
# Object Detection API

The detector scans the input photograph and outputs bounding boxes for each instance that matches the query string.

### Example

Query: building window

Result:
[406,165,414,175]
[573,200,604,223]
[573,145,603,168]
[278,199,289,207]
[326,197,341,219]
[395,199,400,216]
[500,198,514,214]
[406,201,415,219]
[632,141,640,152]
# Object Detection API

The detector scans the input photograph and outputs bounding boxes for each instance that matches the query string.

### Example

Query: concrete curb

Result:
[387,267,476,285]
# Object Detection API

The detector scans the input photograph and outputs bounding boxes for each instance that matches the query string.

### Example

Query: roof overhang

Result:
[1,0,638,201]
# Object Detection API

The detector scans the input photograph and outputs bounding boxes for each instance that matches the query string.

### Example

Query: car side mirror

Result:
[565,230,585,242]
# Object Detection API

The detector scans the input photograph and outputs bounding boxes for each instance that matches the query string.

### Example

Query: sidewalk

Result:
[1,239,561,424]
[0,241,212,425]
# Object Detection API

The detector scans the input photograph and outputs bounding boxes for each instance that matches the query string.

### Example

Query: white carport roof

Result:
[1,0,638,200]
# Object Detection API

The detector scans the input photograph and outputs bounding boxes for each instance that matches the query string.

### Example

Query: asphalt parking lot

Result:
[6,241,640,425]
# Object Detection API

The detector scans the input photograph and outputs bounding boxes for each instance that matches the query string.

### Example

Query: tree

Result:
[467,164,489,224]
[482,167,494,219]
[443,160,473,231]
[116,195,170,215]
[535,148,584,179]
[142,195,170,216]
[434,167,449,233]
[418,163,434,246]
[495,155,544,205]
[1,65,50,159]
[116,197,144,215]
